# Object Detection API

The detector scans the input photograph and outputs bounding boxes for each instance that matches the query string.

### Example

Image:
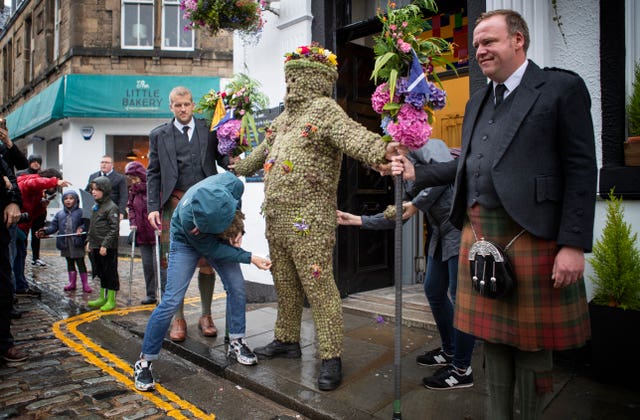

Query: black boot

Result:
[253,339,302,360]
[318,357,342,391]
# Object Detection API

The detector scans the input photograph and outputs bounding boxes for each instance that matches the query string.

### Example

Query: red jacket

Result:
[17,174,58,233]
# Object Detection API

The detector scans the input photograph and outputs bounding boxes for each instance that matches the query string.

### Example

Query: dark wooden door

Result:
[334,40,395,297]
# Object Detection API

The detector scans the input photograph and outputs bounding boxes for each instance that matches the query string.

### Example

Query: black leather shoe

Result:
[253,339,302,360]
[140,297,157,305]
[318,357,342,391]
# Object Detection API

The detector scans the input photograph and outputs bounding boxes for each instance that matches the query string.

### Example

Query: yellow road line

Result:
[52,294,226,419]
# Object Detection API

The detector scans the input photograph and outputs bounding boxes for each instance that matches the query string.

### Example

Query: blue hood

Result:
[178,172,244,234]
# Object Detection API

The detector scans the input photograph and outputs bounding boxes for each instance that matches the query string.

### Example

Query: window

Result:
[162,0,194,50]
[122,0,154,49]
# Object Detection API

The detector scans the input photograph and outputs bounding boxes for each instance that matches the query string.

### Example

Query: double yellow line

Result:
[52,296,223,419]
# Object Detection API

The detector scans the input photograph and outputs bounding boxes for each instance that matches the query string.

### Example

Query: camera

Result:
[17,212,29,224]
[0,118,6,130]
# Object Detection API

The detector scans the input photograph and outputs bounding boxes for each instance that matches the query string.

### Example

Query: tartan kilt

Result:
[454,205,591,351]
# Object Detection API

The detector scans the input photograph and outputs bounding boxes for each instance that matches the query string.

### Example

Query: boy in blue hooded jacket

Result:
[134,172,271,391]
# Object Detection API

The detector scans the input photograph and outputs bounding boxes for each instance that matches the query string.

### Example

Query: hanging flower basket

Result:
[181,0,265,35]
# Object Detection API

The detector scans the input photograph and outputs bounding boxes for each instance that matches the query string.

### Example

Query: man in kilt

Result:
[392,9,597,419]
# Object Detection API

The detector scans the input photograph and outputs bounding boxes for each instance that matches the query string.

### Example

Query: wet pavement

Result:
[3,247,640,419]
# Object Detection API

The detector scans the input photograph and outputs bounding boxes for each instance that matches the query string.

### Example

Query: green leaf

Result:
[371,52,398,83]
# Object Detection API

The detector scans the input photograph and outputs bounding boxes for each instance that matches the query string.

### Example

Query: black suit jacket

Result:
[146,117,227,213]
[412,60,597,251]
[85,170,128,215]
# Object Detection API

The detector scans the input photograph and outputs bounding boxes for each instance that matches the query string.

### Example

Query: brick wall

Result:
[1,0,232,115]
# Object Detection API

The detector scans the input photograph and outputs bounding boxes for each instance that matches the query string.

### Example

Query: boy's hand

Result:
[35,229,47,238]
[99,246,107,256]
[251,255,272,270]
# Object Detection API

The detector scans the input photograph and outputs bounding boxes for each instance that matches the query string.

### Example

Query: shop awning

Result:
[6,74,220,139]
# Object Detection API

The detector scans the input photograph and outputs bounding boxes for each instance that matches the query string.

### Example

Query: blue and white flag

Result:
[406,49,430,96]
[213,108,235,131]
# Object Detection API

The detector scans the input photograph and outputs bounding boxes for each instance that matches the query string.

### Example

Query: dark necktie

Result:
[494,84,507,107]
[182,125,190,142]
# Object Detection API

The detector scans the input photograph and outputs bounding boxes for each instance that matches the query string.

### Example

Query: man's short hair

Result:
[477,9,530,53]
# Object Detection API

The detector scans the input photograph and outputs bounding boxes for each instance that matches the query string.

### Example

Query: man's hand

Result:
[401,202,418,220]
[99,246,107,256]
[372,163,392,176]
[227,156,242,173]
[251,255,272,270]
[57,179,72,188]
[391,155,416,180]
[4,203,20,227]
[336,210,362,226]
[552,246,585,288]
[384,141,408,161]
[0,127,13,148]
[148,211,161,230]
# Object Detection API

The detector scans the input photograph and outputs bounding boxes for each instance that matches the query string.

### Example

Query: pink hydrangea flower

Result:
[371,82,401,114]
[386,103,432,149]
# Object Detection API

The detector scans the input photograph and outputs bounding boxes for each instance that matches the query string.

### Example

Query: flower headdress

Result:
[284,43,338,70]
[181,0,265,36]
[196,73,269,156]
[370,0,453,150]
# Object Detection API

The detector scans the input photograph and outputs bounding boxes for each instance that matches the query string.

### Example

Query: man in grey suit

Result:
[147,86,229,342]
[393,9,596,419]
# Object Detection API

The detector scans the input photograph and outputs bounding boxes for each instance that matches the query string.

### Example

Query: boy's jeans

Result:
[141,234,246,360]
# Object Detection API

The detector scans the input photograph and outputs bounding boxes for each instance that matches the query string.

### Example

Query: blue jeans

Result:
[424,255,475,369]
[141,233,246,360]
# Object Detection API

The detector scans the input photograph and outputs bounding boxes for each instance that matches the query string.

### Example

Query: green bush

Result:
[628,61,640,137]
[589,189,640,310]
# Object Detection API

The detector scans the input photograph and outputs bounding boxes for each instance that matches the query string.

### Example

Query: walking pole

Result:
[127,228,136,306]
[392,173,403,420]
[154,229,162,304]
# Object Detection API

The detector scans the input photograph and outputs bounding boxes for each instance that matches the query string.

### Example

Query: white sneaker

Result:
[32,259,47,267]
[133,360,155,391]
[228,338,258,366]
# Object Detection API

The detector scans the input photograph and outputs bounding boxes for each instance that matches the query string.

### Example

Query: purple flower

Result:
[217,119,242,156]
[427,82,447,110]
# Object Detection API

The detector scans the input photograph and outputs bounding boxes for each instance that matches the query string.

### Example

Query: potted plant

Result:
[624,61,640,165]
[587,188,640,385]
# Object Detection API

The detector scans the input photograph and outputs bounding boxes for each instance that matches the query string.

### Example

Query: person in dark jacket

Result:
[0,157,28,362]
[125,161,158,305]
[338,139,476,390]
[37,190,91,293]
[86,176,120,311]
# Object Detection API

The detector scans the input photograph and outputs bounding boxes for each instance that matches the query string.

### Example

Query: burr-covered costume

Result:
[234,47,389,368]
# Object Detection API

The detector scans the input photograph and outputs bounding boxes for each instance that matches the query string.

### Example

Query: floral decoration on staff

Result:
[371,0,453,150]
[180,0,265,36]
[196,73,269,156]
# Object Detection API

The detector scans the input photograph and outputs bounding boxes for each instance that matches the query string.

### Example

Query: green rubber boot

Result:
[88,288,107,308]
[100,289,117,312]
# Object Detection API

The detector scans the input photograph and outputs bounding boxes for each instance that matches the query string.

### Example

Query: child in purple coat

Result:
[37,190,91,293]
[125,161,158,305]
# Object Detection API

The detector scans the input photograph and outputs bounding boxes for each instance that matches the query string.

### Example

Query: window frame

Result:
[121,0,155,50]
[161,0,195,51]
